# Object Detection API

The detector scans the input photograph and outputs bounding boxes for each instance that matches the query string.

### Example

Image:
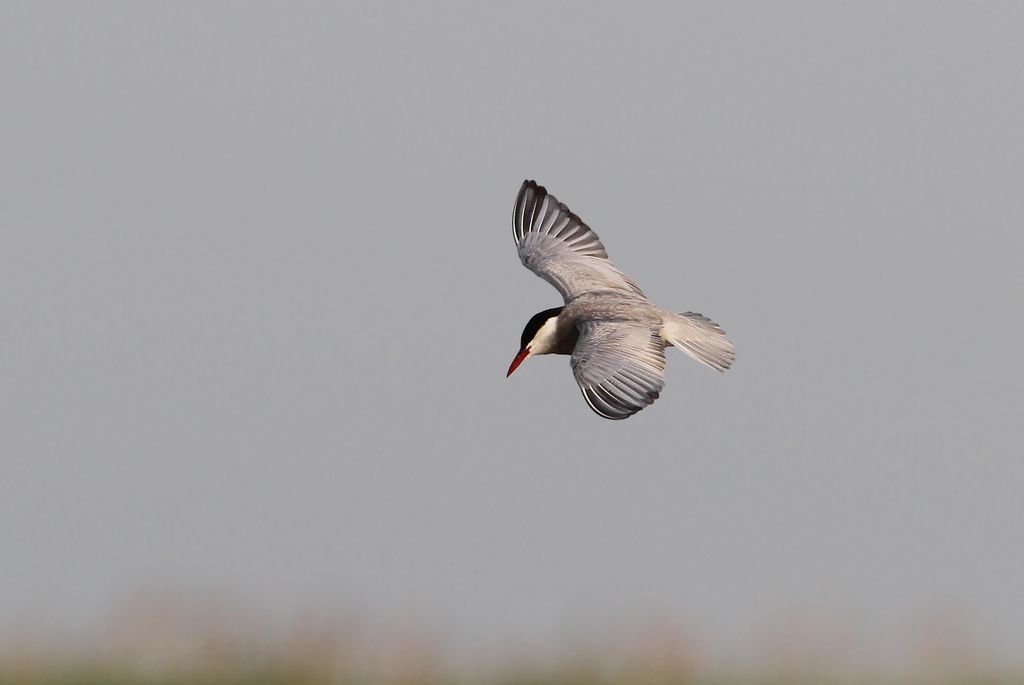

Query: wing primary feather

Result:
[582,386,620,420]
[513,180,642,301]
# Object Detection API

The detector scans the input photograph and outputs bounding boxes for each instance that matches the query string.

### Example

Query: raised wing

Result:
[571,320,666,420]
[513,180,644,302]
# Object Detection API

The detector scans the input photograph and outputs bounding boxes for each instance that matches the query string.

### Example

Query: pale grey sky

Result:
[2,1,1023,664]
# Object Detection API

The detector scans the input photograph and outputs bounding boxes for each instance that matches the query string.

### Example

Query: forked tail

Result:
[661,312,735,372]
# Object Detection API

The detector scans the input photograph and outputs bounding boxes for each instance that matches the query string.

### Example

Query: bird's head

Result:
[507,307,565,377]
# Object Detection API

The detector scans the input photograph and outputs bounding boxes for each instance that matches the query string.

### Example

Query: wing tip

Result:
[514,180,545,246]
[581,386,633,420]
[581,382,658,420]
[514,179,609,258]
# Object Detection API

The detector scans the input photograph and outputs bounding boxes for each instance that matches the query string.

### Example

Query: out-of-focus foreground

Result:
[3,595,1021,685]
[4,647,1022,685]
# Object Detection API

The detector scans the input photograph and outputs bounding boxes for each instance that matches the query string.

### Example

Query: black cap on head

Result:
[520,306,564,350]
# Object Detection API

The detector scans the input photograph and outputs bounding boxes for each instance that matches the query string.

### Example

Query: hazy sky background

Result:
[3,1,1023,666]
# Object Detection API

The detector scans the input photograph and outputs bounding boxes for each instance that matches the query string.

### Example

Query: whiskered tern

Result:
[507,180,734,420]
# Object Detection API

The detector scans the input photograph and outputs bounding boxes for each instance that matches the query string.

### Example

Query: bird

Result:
[506,180,734,420]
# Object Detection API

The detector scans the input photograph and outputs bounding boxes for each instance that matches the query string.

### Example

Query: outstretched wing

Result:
[513,180,645,302]
[571,320,666,420]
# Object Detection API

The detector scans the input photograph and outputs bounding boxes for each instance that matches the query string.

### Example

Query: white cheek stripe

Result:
[529,317,561,355]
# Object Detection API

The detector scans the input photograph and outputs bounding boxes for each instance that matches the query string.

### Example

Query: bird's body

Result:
[507,180,734,420]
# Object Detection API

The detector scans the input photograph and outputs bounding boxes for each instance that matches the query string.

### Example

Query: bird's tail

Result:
[661,312,735,372]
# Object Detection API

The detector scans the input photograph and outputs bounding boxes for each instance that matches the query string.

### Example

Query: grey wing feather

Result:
[513,180,644,302]
[571,321,666,420]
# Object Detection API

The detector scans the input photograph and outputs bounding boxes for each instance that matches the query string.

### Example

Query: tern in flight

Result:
[506,180,734,419]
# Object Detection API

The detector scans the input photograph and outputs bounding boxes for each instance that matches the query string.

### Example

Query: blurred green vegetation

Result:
[3,659,1023,685]
[3,595,1020,685]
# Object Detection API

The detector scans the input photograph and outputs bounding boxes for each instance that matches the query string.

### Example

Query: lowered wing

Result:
[571,320,666,420]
